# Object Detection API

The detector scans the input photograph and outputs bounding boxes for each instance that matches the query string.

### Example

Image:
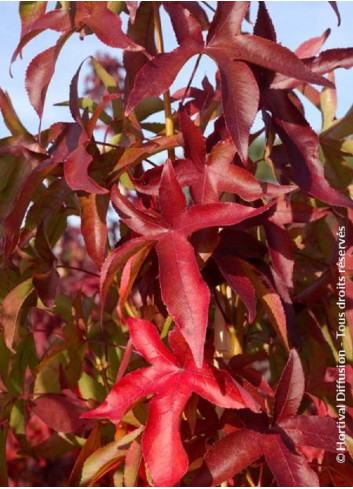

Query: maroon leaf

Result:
[79,193,109,270]
[100,237,157,311]
[32,394,94,434]
[82,3,144,51]
[164,2,203,45]
[264,214,294,290]
[206,55,259,162]
[254,2,276,42]
[63,131,108,195]
[25,33,70,124]
[216,35,333,88]
[273,350,305,424]
[214,254,256,323]
[83,318,258,487]
[263,434,319,487]
[193,429,263,487]
[272,47,353,90]
[193,350,337,487]
[207,2,249,45]
[125,45,200,115]
[265,90,353,209]
[280,415,338,451]
[3,159,59,259]
[328,1,341,26]
[179,107,206,171]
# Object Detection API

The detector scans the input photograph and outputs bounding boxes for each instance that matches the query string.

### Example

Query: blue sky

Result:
[0,1,353,138]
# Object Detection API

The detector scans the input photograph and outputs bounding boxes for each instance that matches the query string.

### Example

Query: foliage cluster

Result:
[1,1,353,486]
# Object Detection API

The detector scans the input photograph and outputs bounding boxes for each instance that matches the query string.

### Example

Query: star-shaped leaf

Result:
[126,2,330,161]
[83,317,258,487]
[101,160,274,366]
[193,350,338,487]
[132,109,295,205]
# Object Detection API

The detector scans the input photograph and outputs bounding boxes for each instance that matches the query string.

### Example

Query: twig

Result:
[153,3,175,160]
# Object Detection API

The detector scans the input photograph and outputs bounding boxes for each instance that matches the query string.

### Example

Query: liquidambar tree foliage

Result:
[0,1,353,487]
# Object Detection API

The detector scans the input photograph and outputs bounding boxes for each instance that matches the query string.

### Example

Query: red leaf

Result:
[192,429,263,486]
[206,55,259,162]
[263,434,319,487]
[180,200,275,236]
[164,2,204,45]
[328,1,341,26]
[280,415,338,452]
[83,3,144,51]
[126,45,199,115]
[4,159,59,259]
[109,161,275,365]
[179,108,206,171]
[295,29,331,59]
[32,394,94,434]
[264,214,294,290]
[79,193,109,269]
[83,318,258,487]
[265,90,353,208]
[111,186,163,236]
[63,128,108,194]
[100,237,157,311]
[214,254,256,323]
[273,349,305,424]
[158,159,187,226]
[134,140,294,204]
[25,33,70,124]
[193,349,334,487]
[156,232,210,368]
[223,35,333,88]
[207,2,249,45]
[11,8,70,66]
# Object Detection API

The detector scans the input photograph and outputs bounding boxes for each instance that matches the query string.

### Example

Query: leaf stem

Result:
[181,54,202,106]
[153,3,175,160]
[202,1,216,13]
[56,264,99,277]
[116,338,134,382]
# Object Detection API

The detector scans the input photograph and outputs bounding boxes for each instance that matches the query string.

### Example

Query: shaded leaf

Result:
[79,193,109,269]
[1,279,35,352]
[273,350,305,424]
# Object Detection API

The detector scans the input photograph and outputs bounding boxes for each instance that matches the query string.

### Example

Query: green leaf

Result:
[80,427,143,486]
[0,426,8,487]
[0,89,31,137]
[1,278,36,352]
[0,336,10,389]
[91,57,122,119]
[9,335,37,396]
[124,440,142,487]
[55,97,112,125]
